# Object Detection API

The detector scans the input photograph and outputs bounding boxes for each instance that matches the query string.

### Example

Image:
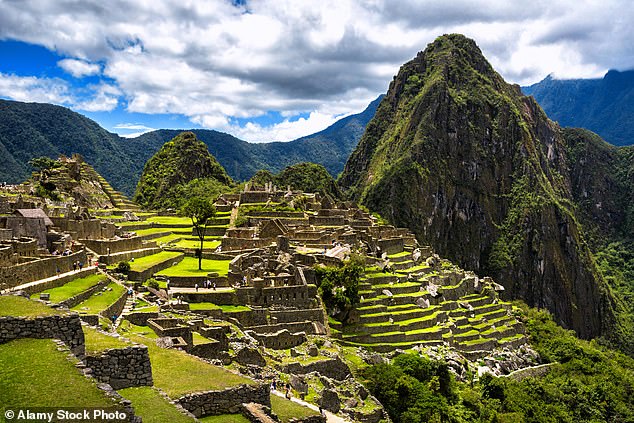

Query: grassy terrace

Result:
[188,303,250,312]
[270,395,320,423]
[199,415,249,423]
[129,251,183,272]
[30,274,106,303]
[0,338,117,408]
[145,216,193,225]
[71,283,126,314]
[172,238,222,250]
[125,331,252,397]
[83,326,131,354]
[0,295,61,317]
[118,386,195,423]
[157,257,231,277]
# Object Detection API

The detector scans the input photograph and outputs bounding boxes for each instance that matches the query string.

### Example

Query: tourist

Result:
[72,261,77,271]
[79,261,83,270]
[195,283,199,292]
[56,266,61,277]
[213,281,216,291]
[272,379,277,391]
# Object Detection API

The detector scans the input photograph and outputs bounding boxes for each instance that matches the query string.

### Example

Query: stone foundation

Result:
[85,345,153,389]
[0,313,85,355]
[176,383,270,417]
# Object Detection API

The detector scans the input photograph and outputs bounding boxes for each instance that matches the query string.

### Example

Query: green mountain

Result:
[0,99,136,194]
[0,97,380,196]
[133,131,232,210]
[523,70,634,146]
[249,162,342,199]
[124,96,382,183]
[339,34,632,351]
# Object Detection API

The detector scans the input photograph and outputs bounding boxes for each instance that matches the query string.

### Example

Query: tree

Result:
[181,196,216,270]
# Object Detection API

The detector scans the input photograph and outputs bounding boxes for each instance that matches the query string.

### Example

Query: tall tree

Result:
[181,197,216,270]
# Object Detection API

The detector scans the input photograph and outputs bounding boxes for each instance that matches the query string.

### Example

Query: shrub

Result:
[116,261,131,273]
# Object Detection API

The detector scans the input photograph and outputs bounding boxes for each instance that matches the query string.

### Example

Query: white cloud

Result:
[0,73,73,105]
[0,0,633,140]
[58,58,101,77]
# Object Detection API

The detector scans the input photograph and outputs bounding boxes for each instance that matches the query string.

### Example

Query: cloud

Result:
[58,58,101,77]
[0,0,633,141]
[0,72,73,105]
[113,123,156,138]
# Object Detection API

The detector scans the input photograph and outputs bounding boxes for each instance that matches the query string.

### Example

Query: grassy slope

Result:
[0,296,61,317]
[30,274,106,303]
[156,257,230,277]
[118,386,195,423]
[71,282,126,314]
[0,338,116,408]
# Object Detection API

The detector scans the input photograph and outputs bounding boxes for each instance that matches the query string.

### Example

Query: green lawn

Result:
[146,216,193,225]
[270,395,320,423]
[118,386,195,423]
[188,303,250,312]
[30,274,106,303]
[157,257,231,277]
[198,415,250,423]
[125,333,252,398]
[71,283,126,314]
[0,295,61,317]
[135,227,181,236]
[173,238,221,250]
[153,234,184,244]
[83,326,131,354]
[118,321,158,339]
[129,251,183,272]
[0,338,118,408]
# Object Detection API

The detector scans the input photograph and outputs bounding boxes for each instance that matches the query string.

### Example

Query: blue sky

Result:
[0,1,632,141]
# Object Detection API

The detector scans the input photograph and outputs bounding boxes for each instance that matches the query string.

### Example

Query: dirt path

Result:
[270,389,351,423]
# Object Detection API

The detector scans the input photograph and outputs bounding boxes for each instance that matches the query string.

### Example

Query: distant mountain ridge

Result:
[0,96,382,195]
[523,70,634,146]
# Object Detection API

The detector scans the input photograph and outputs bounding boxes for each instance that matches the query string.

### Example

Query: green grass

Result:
[0,338,117,408]
[71,283,126,314]
[146,216,193,225]
[156,257,231,277]
[0,295,61,317]
[30,274,106,303]
[118,386,195,423]
[117,321,158,339]
[270,395,320,422]
[129,251,183,272]
[192,332,213,345]
[83,326,131,354]
[134,227,179,236]
[125,333,252,397]
[188,302,221,311]
[388,250,411,258]
[172,238,221,250]
[198,415,250,423]
[153,234,184,244]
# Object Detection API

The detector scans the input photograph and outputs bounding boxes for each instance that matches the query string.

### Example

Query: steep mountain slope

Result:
[125,96,382,183]
[339,34,624,345]
[133,131,232,210]
[0,97,380,197]
[0,99,136,194]
[524,70,634,146]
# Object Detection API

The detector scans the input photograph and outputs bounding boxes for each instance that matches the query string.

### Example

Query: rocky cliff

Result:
[339,34,622,343]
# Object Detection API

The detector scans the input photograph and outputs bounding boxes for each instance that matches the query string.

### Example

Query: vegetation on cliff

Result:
[338,33,629,351]
[133,131,232,210]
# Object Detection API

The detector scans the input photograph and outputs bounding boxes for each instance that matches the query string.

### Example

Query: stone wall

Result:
[98,247,162,265]
[100,289,128,321]
[81,237,145,255]
[124,312,159,326]
[85,345,153,389]
[127,253,184,282]
[0,250,88,291]
[51,218,115,240]
[376,237,404,255]
[58,277,110,308]
[20,266,96,296]
[246,329,307,349]
[0,312,85,355]
[270,308,325,324]
[176,383,270,417]
[280,357,351,381]
[221,237,272,251]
